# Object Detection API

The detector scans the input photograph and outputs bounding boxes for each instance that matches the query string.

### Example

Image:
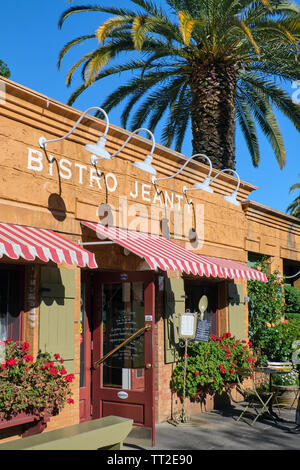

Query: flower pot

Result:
[272,385,299,408]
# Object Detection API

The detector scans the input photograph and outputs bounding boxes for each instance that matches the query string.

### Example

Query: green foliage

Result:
[284,284,300,314]
[0,60,10,78]
[170,333,255,401]
[58,0,300,165]
[248,260,300,364]
[250,319,299,364]
[0,339,74,420]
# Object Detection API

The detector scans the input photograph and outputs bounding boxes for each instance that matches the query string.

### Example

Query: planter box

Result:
[0,412,51,437]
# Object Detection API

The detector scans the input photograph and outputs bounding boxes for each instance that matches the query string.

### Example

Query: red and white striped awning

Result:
[81,222,267,282]
[0,223,97,269]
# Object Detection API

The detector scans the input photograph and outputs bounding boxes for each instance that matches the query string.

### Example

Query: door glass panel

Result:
[102,282,145,390]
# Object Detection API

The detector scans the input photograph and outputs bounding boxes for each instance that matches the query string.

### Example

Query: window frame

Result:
[0,264,25,342]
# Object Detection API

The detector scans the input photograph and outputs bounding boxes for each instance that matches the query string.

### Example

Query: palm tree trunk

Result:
[189,62,237,170]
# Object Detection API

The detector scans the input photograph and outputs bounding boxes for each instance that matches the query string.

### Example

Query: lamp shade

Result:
[85,136,111,160]
[133,154,157,175]
[193,177,214,194]
[222,191,240,206]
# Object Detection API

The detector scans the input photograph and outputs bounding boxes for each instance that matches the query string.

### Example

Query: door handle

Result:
[145,363,152,369]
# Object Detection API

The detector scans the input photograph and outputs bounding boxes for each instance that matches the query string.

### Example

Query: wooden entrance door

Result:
[92,271,155,443]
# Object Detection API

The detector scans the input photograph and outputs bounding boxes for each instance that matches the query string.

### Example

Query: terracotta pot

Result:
[272,385,299,408]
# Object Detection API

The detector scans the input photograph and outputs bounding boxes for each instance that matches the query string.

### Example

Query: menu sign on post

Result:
[195,319,211,342]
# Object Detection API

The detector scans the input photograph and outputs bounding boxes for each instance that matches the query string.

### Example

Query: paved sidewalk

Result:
[125,406,300,450]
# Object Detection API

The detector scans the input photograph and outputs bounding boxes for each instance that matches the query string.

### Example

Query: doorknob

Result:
[145,363,152,369]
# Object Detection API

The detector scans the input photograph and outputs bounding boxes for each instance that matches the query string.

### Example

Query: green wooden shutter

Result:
[228,282,246,340]
[39,266,76,372]
[164,278,185,363]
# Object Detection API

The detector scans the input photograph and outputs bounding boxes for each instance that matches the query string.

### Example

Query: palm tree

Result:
[58,0,300,170]
[287,177,300,218]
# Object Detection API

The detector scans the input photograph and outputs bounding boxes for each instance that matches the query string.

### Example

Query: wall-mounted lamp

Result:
[91,127,156,175]
[39,106,110,161]
[137,153,212,195]
[91,127,157,175]
[183,168,241,206]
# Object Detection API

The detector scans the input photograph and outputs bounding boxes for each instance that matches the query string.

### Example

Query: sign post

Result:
[169,296,212,426]
[169,312,197,426]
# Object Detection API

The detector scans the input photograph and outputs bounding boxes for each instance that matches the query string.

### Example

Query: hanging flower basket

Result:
[0,339,74,433]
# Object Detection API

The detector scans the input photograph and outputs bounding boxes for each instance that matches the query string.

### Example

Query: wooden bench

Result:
[0,416,133,450]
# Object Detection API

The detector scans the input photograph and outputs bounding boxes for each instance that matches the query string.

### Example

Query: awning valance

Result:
[0,223,97,269]
[81,222,267,282]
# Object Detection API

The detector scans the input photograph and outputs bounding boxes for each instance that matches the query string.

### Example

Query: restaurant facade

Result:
[0,77,299,444]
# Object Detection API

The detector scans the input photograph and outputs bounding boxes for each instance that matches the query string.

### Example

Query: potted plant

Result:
[170,333,256,407]
[0,338,74,434]
[272,367,300,408]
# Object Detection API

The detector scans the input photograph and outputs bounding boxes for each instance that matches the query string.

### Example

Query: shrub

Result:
[170,333,255,401]
[0,339,74,421]
[247,258,292,364]
[252,319,300,364]
[284,284,300,315]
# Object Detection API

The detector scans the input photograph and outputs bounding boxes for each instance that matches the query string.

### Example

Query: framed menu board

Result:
[195,319,211,342]
[179,313,197,339]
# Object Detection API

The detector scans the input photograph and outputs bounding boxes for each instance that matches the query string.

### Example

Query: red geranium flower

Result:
[6,358,17,366]
[49,367,58,376]
[21,342,30,352]
[65,374,75,383]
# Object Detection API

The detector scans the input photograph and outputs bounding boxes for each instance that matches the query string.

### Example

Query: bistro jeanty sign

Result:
[27,148,204,248]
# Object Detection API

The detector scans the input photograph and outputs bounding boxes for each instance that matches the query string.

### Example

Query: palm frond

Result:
[57,35,95,69]
[240,72,300,131]
[236,99,260,166]
[239,82,286,168]
[287,196,300,218]
[289,181,300,193]
[178,10,202,45]
[58,5,107,29]
[65,51,96,86]
[96,16,133,43]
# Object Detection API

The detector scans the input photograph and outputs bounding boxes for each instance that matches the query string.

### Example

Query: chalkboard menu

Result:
[195,319,211,342]
[108,309,144,369]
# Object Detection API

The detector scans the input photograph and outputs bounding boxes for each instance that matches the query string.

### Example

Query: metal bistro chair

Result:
[230,368,274,426]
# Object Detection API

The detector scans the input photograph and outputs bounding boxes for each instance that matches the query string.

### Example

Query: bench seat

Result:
[0,416,133,450]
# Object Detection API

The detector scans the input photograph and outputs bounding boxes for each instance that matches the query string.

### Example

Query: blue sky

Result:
[0,0,299,214]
